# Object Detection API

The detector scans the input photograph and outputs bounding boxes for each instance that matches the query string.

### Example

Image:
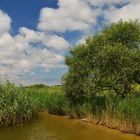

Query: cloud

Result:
[37,0,132,33]
[1,0,140,85]
[86,0,128,6]
[0,28,68,74]
[38,0,97,32]
[0,10,69,85]
[47,35,70,50]
[16,27,70,51]
[0,10,11,35]
[105,0,140,22]
[37,0,140,47]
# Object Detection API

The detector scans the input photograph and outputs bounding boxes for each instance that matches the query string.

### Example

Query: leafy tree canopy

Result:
[63,20,140,103]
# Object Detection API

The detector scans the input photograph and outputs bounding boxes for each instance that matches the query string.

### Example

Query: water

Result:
[0,113,140,140]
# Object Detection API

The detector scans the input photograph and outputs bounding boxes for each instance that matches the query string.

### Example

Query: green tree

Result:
[63,20,140,103]
[63,44,89,104]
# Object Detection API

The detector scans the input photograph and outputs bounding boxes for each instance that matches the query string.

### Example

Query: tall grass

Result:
[26,86,68,115]
[116,96,140,123]
[0,82,67,126]
[0,82,33,126]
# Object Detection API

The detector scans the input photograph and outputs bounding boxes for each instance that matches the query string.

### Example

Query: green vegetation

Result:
[0,82,66,126]
[0,82,34,126]
[26,86,67,115]
[62,20,140,133]
[64,20,140,102]
[0,20,140,135]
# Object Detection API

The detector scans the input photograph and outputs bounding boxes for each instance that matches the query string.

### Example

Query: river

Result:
[0,113,139,140]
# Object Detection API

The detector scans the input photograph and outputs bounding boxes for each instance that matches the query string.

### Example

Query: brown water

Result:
[0,113,140,140]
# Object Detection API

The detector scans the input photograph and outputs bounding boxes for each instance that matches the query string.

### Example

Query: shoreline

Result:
[80,116,140,136]
[38,112,140,137]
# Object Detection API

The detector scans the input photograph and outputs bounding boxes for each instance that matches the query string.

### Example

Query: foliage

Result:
[0,82,33,126]
[63,20,140,102]
[116,95,140,122]
[26,85,67,115]
[0,83,66,126]
[45,93,67,115]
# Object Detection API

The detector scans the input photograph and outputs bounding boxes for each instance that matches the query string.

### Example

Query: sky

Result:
[0,0,140,86]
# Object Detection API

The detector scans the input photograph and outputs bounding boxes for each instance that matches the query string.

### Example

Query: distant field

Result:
[26,84,64,94]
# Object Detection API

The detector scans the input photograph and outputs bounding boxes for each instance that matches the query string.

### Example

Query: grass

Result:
[0,82,67,126]
[0,82,33,126]
[116,96,140,122]
[26,86,67,115]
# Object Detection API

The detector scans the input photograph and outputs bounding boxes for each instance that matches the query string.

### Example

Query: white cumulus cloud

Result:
[105,0,140,22]
[38,0,97,32]
[1,0,140,85]
[0,10,70,85]
[0,10,11,35]
[38,0,135,34]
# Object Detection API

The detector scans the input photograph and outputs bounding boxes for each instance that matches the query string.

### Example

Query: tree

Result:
[63,20,140,102]
[63,44,89,104]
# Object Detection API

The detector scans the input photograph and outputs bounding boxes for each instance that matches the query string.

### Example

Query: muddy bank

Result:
[39,111,140,137]
[78,114,140,136]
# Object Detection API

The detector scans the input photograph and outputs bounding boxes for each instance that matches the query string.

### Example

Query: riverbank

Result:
[37,112,140,139]
[35,87,140,136]
[60,20,140,137]
[0,82,140,137]
[38,112,140,136]
[80,114,140,136]
[65,109,140,136]
[1,112,140,140]
[57,111,140,136]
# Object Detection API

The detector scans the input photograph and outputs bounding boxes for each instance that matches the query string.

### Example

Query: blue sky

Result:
[0,0,58,32]
[0,0,139,85]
